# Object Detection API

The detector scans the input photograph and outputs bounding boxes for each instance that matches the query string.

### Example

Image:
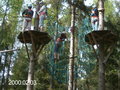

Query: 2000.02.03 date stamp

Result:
[8,79,37,85]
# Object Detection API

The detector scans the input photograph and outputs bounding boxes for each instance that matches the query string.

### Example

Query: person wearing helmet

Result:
[22,5,34,31]
[37,1,47,31]
[91,4,99,30]
[54,33,67,62]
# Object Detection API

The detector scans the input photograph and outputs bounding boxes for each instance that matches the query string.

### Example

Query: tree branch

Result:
[0,49,20,53]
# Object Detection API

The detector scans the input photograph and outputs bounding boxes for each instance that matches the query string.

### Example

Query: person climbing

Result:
[37,1,47,32]
[54,33,67,62]
[22,5,34,31]
[91,5,99,30]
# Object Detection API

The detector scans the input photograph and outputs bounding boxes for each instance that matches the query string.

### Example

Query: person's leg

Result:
[40,26,44,31]
[94,18,99,30]
[22,18,27,31]
[54,44,60,63]
[27,21,32,30]
[39,15,44,31]
[54,52,59,63]
[54,53,57,59]
[94,21,98,30]
[57,53,59,60]
[91,17,95,30]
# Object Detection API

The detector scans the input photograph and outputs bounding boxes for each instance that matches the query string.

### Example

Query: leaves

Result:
[0,0,119,90]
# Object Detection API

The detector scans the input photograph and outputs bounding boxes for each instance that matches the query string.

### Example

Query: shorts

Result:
[39,15,45,27]
[54,43,61,53]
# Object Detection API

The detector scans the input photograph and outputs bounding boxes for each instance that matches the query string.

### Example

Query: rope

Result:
[46,22,69,84]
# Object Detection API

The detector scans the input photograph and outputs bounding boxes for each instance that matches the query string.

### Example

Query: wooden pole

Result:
[98,44,105,90]
[98,0,105,90]
[0,49,20,53]
[68,4,75,90]
[98,0,104,30]
[26,33,37,90]
[26,54,35,90]
[26,0,41,90]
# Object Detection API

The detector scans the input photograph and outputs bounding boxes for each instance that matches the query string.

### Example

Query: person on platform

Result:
[91,5,99,30]
[37,1,47,31]
[54,33,67,62]
[22,5,34,31]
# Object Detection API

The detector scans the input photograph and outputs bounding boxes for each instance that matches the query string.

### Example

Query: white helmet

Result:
[28,4,32,9]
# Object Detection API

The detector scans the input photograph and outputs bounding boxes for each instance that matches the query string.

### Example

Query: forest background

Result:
[0,0,120,90]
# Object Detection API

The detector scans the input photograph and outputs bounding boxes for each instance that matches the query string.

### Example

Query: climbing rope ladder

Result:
[45,16,96,84]
[46,21,69,84]
[77,17,96,78]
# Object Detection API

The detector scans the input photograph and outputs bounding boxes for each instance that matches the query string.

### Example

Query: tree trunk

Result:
[99,45,105,90]
[26,54,35,90]
[50,75,54,89]
[86,79,90,90]
[5,54,12,90]
[0,49,19,53]
[0,53,8,90]
[118,62,120,90]
[0,54,2,68]
[68,4,75,90]
[98,0,105,90]
[98,0,104,30]
[26,0,41,89]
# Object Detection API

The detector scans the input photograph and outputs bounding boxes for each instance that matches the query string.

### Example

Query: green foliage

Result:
[0,0,23,89]
[9,49,28,90]
[0,0,119,90]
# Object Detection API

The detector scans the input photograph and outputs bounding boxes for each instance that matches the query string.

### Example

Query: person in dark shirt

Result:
[54,33,67,62]
[91,5,99,30]
[22,5,34,31]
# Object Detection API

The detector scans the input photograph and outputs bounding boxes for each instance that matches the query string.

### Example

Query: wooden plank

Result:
[17,31,51,44]
[85,30,117,45]
[0,49,20,53]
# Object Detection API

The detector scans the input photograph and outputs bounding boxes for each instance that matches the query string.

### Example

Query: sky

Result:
[24,0,94,6]
[85,0,93,6]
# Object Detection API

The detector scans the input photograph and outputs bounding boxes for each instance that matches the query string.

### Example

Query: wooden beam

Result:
[0,49,20,53]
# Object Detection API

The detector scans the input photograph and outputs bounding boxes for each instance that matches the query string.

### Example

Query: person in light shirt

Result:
[91,5,99,30]
[37,1,47,31]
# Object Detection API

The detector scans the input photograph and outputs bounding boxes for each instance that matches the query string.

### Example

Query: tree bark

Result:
[26,1,41,89]
[98,0,104,30]
[0,52,8,90]
[68,4,76,90]
[0,49,19,53]
[26,54,35,90]
[118,60,120,90]
[98,0,105,90]
[98,45,105,90]
[5,54,12,90]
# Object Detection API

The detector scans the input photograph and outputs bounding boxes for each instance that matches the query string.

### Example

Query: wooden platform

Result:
[17,30,51,44]
[85,30,117,45]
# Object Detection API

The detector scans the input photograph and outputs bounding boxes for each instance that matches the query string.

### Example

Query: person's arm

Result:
[31,10,34,18]
[22,9,28,17]
[91,9,95,16]
[38,5,46,13]
[22,10,26,17]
